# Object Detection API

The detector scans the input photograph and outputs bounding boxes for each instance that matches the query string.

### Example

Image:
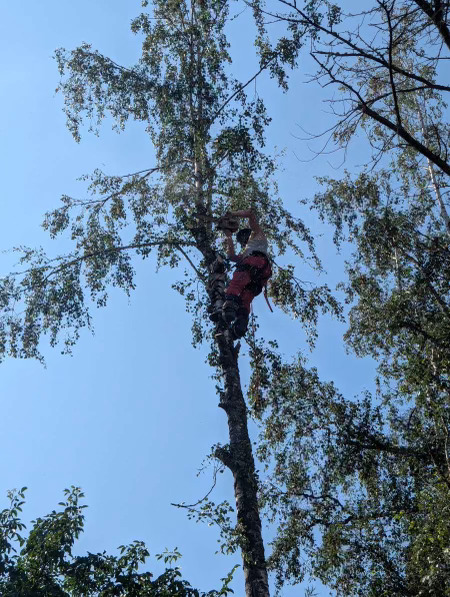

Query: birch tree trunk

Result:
[416,98,450,235]
[191,212,270,597]
[215,330,270,597]
[188,6,269,589]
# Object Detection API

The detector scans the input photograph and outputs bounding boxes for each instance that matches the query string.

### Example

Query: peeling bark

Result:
[215,329,270,597]
[195,235,270,597]
[187,12,269,588]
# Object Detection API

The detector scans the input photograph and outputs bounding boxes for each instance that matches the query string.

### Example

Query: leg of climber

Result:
[227,259,272,338]
[231,287,254,339]
[222,295,241,324]
[222,266,252,324]
[232,307,249,338]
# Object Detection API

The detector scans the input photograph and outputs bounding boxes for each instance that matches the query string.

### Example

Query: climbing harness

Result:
[233,252,273,305]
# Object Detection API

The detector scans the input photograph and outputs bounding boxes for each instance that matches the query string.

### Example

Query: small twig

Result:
[171,462,224,509]
[174,244,207,283]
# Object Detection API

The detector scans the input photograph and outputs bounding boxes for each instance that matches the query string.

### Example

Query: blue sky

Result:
[1,1,376,595]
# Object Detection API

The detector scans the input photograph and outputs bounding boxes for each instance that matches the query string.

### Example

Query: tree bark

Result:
[215,330,270,597]
[194,237,270,597]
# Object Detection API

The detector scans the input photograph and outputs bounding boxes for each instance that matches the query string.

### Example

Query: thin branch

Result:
[8,241,196,282]
[174,244,207,283]
[211,59,275,123]
[171,463,224,510]
[382,1,403,130]
[362,102,450,176]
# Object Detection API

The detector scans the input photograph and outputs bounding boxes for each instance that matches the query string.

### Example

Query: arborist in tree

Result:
[221,209,272,338]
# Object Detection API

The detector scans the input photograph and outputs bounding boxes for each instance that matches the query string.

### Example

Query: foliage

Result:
[242,1,450,595]
[253,341,450,595]
[250,0,450,176]
[0,2,343,596]
[0,486,237,596]
[0,0,338,363]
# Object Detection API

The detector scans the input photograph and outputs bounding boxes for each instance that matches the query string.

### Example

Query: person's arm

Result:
[224,229,239,262]
[229,209,263,235]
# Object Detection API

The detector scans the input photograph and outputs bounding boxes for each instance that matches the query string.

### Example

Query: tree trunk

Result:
[189,51,269,588]
[215,330,270,597]
[416,99,450,235]
[193,237,270,597]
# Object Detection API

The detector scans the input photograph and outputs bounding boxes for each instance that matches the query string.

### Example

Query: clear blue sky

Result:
[0,1,375,595]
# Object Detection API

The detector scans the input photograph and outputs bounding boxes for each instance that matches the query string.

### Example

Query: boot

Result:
[231,307,249,339]
[222,295,241,324]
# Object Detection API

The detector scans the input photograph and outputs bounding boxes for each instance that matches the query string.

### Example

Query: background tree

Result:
[251,0,450,177]
[243,1,450,595]
[0,486,237,596]
[0,1,340,596]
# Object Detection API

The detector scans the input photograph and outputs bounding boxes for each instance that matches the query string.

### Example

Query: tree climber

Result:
[222,209,272,338]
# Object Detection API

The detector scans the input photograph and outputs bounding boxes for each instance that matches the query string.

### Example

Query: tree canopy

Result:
[0,2,340,596]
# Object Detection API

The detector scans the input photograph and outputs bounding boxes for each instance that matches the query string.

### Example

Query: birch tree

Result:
[0,2,339,595]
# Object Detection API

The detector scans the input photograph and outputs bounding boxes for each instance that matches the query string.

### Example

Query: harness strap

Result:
[263,284,273,313]
[236,254,273,312]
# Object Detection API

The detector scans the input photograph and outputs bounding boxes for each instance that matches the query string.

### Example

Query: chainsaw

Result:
[191,211,240,233]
